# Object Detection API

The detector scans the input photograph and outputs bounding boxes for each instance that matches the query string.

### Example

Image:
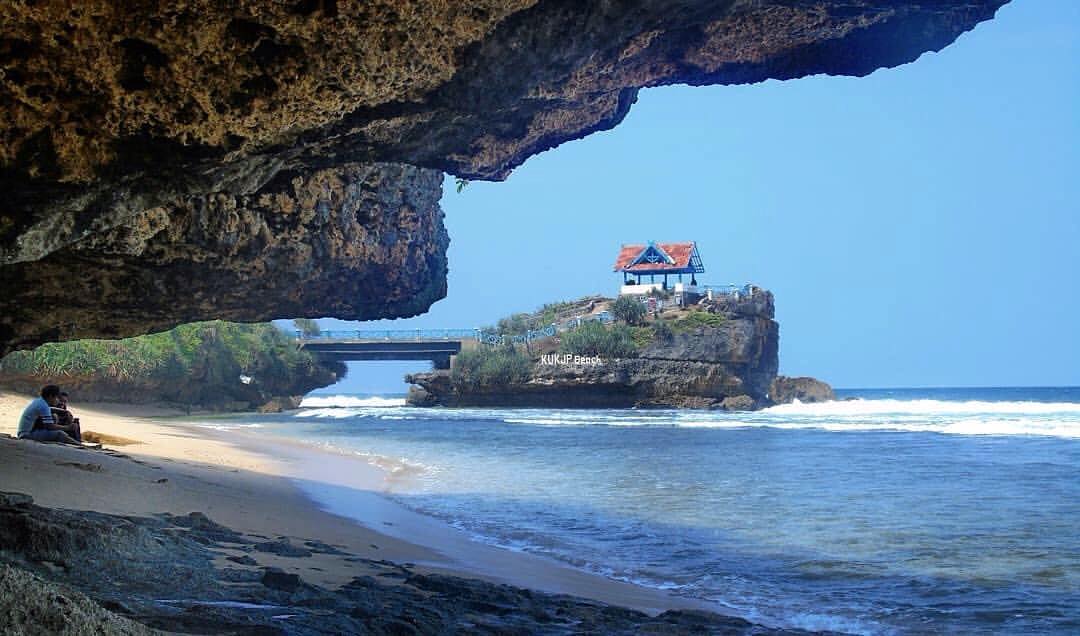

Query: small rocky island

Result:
[407,288,833,410]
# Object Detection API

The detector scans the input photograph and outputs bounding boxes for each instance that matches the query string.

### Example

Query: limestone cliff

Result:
[0,162,446,354]
[408,290,782,409]
[0,1,1009,353]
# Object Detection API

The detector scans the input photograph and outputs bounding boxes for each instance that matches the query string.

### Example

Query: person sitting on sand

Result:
[50,391,82,443]
[17,385,80,444]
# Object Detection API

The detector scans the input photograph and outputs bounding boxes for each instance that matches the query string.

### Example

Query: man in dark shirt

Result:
[17,385,78,444]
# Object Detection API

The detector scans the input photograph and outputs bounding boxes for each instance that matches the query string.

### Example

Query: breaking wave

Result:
[499,399,1080,438]
[289,394,1080,438]
[298,395,406,408]
[762,397,1080,416]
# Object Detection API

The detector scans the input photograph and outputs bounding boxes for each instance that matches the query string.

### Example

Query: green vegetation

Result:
[629,326,655,350]
[495,312,536,335]
[671,309,727,332]
[451,345,533,388]
[0,321,330,392]
[455,177,470,193]
[651,319,674,342]
[487,297,606,335]
[611,295,646,325]
[534,300,581,328]
[558,321,636,358]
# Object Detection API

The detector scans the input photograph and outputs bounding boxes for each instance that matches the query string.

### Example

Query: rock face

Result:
[408,290,779,409]
[0,1,1008,353]
[0,162,446,354]
[769,375,836,405]
[0,564,154,636]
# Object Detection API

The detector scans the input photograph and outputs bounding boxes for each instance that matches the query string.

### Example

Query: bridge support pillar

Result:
[433,354,452,370]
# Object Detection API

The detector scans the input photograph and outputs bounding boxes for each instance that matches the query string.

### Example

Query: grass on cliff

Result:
[669,309,726,332]
[558,321,638,358]
[0,321,322,385]
[488,296,609,334]
[479,295,729,366]
[451,345,533,388]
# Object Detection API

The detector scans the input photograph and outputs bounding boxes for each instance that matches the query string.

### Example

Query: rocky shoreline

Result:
[0,489,830,635]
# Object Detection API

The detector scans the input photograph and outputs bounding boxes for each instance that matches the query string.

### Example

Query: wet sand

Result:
[0,391,709,615]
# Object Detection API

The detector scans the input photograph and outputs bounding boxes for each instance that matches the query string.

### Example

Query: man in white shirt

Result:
[17,384,79,444]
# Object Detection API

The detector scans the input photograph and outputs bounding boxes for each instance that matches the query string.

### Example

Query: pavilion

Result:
[613,241,704,296]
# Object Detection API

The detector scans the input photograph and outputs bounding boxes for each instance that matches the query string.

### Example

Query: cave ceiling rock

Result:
[0,0,1010,352]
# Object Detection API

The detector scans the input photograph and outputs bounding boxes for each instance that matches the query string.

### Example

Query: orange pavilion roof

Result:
[613,242,702,273]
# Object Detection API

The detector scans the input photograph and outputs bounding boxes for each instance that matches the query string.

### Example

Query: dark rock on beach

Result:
[0,564,154,635]
[226,554,258,566]
[0,490,834,635]
[254,538,314,558]
[260,568,305,593]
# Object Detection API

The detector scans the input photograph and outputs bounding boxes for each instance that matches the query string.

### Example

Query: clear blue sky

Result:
[312,0,1079,394]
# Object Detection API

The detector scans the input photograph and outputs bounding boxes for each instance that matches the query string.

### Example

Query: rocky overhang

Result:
[0,1,1010,353]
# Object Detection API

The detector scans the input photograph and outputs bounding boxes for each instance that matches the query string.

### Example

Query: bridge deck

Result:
[298,337,463,369]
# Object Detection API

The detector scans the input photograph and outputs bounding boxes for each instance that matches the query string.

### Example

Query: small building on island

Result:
[614,241,705,303]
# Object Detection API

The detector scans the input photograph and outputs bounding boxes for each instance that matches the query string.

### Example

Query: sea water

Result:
[210,388,1080,634]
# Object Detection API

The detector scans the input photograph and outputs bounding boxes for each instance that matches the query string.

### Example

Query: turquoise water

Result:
[210,388,1080,634]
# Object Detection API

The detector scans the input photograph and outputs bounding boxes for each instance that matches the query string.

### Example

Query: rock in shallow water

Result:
[770,376,836,405]
[408,291,779,409]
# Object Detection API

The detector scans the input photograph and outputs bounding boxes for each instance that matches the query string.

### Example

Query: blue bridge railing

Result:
[702,283,756,297]
[295,309,627,347]
[477,311,613,346]
[297,288,752,347]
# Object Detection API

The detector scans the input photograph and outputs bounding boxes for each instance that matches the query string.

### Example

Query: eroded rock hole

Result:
[117,38,168,91]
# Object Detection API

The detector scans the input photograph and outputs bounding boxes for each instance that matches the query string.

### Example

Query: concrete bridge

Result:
[296,329,476,369]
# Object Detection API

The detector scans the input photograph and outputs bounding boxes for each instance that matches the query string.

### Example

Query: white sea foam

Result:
[668,403,1080,438]
[490,399,1080,438]
[299,395,406,408]
[502,416,662,427]
[293,407,363,419]
[291,395,1080,439]
[191,422,264,431]
[762,398,1080,417]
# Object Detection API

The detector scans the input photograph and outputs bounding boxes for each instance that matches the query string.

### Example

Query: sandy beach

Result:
[0,391,708,617]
